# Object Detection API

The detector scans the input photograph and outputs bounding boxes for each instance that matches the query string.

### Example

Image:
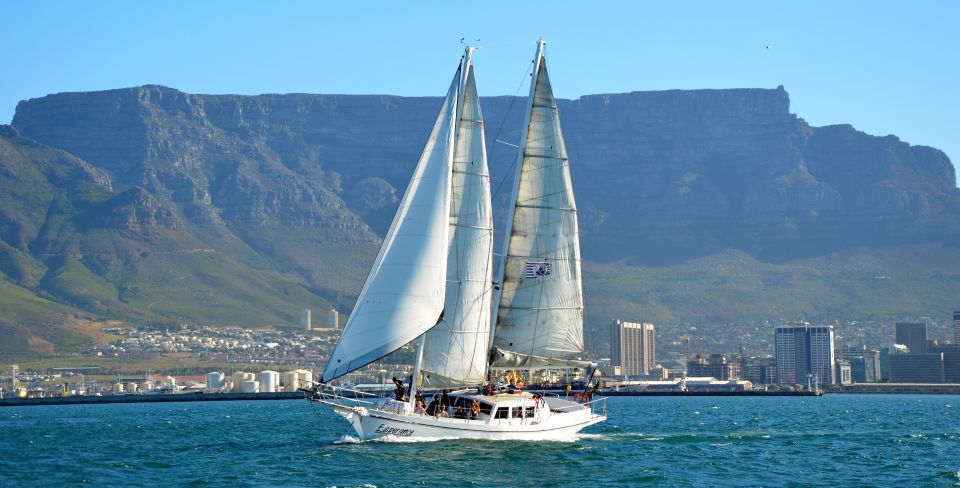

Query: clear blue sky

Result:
[2,1,957,174]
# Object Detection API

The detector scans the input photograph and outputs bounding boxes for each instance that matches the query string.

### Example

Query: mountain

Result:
[3,85,958,353]
[0,123,335,352]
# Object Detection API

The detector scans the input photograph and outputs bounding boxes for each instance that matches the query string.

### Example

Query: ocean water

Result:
[2,395,958,487]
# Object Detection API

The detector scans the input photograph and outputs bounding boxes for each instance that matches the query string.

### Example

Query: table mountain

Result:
[3,85,958,352]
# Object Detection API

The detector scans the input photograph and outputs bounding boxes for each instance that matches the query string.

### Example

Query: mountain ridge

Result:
[2,84,958,352]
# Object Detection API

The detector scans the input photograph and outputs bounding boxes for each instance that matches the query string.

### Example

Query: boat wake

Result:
[333,434,460,444]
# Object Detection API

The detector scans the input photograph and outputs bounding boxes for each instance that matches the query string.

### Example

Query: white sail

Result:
[420,49,494,388]
[491,41,585,364]
[321,67,461,383]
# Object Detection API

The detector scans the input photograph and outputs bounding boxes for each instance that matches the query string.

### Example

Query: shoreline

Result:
[6,386,960,407]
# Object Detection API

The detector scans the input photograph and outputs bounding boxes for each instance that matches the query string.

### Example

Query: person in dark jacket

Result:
[392,377,407,402]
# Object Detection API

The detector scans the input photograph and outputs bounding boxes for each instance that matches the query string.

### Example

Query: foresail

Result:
[491,48,585,363]
[321,68,461,383]
[421,54,493,388]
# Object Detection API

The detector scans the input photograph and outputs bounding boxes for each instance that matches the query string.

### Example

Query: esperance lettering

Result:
[375,424,414,436]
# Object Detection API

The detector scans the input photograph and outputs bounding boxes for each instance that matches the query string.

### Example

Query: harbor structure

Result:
[610,320,656,378]
[775,321,836,386]
[895,322,927,354]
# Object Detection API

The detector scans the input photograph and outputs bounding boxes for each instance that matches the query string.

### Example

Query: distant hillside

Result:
[2,85,958,353]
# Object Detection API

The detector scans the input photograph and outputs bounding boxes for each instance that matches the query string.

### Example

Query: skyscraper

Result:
[775,322,836,386]
[954,311,960,344]
[895,322,928,353]
[301,308,312,331]
[610,320,656,378]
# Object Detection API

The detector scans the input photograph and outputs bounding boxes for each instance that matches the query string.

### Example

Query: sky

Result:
[2,1,958,174]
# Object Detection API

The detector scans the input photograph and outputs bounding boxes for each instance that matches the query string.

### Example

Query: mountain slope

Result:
[3,85,959,352]
[0,125,333,352]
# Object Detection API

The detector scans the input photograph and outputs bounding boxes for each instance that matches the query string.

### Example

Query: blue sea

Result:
[2,395,958,487]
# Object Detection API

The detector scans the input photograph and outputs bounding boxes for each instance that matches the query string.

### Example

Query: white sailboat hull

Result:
[316,394,605,441]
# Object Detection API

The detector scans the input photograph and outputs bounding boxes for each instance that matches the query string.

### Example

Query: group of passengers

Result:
[412,389,481,420]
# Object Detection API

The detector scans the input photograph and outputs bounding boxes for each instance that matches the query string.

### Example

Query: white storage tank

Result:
[206,372,225,390]
[260,370,279,393]
[296,369,313,387]
[241,380,260,393]
[282,372,299,392]
[125,382,139,393]
[231,372,254,392]
[112,383,125,394]
[163,376,177,387]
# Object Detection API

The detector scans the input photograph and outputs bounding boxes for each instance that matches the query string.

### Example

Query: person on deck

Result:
[482,374,494,396]
[426,394,440,416]
[413,393,426,413]
[392,377,407,402]
[440,389,451,410]
[470,399,481,419]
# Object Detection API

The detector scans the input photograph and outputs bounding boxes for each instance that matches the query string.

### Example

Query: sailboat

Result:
[308,40,606,441]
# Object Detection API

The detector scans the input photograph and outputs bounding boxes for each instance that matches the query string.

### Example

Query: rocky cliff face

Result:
[3,84,958,351]
[15,85,955,265]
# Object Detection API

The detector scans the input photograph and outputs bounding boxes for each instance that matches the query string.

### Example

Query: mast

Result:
[410,48,475,402]
[417,45,493,390]
[408,334,426,408]
[487,38,588,369]
[489,39,545,352]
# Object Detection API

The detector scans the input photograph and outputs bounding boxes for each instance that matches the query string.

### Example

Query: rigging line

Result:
[489,59,535,201]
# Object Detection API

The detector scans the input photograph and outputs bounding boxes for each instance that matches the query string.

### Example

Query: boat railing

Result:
[550,395,607,417]
[307,383,383,408]
[588,396,607,417]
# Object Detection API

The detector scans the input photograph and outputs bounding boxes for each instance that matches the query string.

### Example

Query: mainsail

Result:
[490,40,588,369]
[321,66,462,383]
[420,49,494,388]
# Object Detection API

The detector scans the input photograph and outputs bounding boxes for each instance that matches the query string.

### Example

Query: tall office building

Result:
[610,320,656,378]
[329,307,340,330]
[301,308,312,331]
[895,322,928,353]
[775,322,836,386]
[954,311,960,344]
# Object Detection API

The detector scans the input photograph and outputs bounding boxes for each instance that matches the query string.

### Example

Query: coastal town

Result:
[4,308,959,401]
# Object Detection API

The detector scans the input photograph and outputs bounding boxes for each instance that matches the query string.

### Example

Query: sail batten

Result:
[320,66,462,384]
[491,41,586,362]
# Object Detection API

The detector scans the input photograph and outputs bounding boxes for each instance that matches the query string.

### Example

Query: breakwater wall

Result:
[0,391,304,407]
